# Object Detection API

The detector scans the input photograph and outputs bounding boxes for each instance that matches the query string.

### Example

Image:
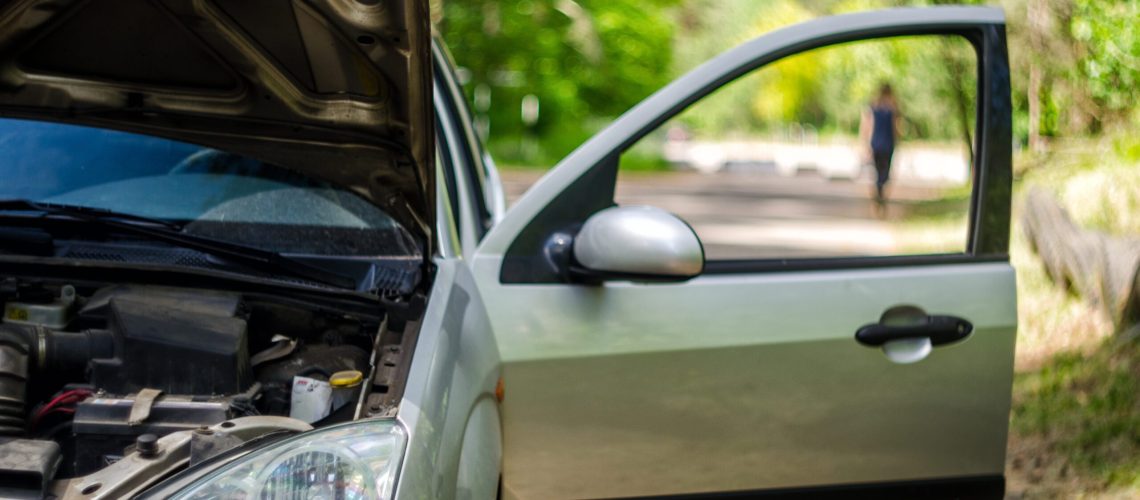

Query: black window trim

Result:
[703,253,1008,275]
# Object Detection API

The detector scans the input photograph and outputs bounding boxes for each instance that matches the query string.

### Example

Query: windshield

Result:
[0,118,418,257]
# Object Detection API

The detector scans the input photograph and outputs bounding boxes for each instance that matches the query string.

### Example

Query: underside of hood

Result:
[0,0,433,239]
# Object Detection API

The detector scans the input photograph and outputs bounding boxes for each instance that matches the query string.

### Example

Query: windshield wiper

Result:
[0,199,357,289]
[0,200,184,229]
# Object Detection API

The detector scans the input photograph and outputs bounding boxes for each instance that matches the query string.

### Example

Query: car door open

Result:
[472,7,1013,499]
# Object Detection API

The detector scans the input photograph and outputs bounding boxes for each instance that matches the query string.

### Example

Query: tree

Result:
[437,0,679,163]
[1071,0,1140,128]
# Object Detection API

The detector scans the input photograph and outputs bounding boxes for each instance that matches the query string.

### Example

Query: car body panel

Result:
[455,396,504,500]
[395,258,502,499]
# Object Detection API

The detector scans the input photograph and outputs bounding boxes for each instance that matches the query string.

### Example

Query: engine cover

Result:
[87,290,251,396]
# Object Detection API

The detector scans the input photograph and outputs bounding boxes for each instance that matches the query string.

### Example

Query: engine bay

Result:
[0,278,418,495]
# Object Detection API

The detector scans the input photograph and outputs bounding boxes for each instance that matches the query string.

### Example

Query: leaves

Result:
[1071,0,1140,123]
[439,0,679,163]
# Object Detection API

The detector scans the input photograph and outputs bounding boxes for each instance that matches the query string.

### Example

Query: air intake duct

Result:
[0,325,115,435]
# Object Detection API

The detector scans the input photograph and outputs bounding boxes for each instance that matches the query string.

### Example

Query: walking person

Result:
[859,83,900,217]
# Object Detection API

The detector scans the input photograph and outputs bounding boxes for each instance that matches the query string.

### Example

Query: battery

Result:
[71,395,230,475]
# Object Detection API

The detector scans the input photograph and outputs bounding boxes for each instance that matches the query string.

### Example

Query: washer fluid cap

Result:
[329,370,364,388]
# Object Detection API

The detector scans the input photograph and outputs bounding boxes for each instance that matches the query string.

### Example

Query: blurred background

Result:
[432,0,1139,497]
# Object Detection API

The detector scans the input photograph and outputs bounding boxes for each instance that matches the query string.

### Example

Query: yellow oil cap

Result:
[329,370,364,388]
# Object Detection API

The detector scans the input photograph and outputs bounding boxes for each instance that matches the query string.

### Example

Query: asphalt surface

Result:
[501,168,960,260]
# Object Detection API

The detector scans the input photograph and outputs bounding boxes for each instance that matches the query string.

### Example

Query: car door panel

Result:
[480,263,1015,498]
[472,7,1014,499]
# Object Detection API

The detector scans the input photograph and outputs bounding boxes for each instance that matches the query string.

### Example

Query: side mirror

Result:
[569,206,704,282]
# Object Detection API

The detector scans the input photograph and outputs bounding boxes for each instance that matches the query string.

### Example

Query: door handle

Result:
[855,314,972,347]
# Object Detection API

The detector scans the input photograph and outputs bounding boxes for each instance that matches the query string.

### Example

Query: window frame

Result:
[434,143,462,259]
[432,41,493,240]
[496,18,1012,284]
[613,29,1006,275]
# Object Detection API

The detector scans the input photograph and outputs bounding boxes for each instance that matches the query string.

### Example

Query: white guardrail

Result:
[663,139,970,185]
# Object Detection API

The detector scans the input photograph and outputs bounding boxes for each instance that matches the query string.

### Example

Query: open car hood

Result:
[0,0,433,239]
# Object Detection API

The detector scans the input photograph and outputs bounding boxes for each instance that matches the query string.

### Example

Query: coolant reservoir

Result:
[4,284,76,328]
[330,369,364,411]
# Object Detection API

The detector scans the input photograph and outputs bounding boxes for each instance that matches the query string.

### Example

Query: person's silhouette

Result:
[860,83,900,217]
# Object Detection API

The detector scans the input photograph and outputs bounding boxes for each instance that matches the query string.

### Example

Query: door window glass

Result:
[617,35,977,261]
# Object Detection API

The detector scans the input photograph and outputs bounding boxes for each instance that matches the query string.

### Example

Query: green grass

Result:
[889,215,968,255]
[1010,339,1140,492]
[618,153,672,172]
[887,184,971,255]
[1017,140,1140,237]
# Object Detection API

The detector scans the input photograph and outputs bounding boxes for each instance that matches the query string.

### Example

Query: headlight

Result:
[173,419,406,499]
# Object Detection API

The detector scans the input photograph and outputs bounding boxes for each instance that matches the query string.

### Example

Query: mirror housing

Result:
[567,206,704,282]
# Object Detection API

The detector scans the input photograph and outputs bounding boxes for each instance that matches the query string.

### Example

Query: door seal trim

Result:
[614,474,1004,500]
[702,253,1008,275]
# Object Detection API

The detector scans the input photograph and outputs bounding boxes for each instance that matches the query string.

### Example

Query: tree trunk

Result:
[1022,189,1140,334]
[1028,64,1043,153]
[1026,0,1046,153]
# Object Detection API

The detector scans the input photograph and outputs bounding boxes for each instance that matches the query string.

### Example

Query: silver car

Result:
[0,3,1014,499]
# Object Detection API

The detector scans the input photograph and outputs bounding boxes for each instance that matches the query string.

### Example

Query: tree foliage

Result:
[437,0,1140,164]
[1071,0,1140,125]
[668,0,976,144]
[438,0,678,163]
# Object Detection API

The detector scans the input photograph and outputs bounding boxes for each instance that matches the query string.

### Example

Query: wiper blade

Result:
[0,200,184,230]
[0,199,357,289]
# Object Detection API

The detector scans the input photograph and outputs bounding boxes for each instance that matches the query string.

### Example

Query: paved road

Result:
[501,169,962,260]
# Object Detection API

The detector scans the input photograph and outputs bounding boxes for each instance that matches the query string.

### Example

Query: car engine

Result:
[0,279,415,496]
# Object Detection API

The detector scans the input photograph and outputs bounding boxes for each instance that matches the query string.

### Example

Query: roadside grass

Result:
[889,215,967,255]
[887,183,970,255]
[1005,139,1140,498]
[1007,338,1140,497]
[497,153,674,172]
[1008,217,1137,498]
[1019,138,1140,237]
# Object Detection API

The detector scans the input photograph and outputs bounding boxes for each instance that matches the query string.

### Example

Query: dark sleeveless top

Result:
[870,105,895,153]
